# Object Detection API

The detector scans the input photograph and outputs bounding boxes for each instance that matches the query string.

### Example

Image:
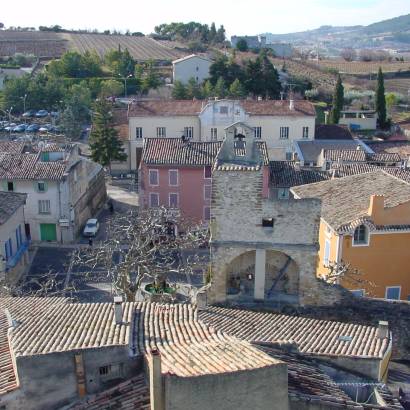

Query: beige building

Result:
[117,99,316,172]
[0,192,29,284]
[172,54,212,84]
[338,110,378,130]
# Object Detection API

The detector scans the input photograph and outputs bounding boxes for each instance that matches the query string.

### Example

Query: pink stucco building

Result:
[139,137,269,223]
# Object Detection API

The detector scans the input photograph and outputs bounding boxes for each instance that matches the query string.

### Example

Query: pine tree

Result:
[202,80,213,98]
[186,77,202,99]
[229,78,246,98]
[172,81,187,99]
[89,99,127,172]
[375,67,387,129]
[329,74,344,124]
[214,77,226,98]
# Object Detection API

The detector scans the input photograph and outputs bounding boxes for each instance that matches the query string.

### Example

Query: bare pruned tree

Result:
[322,261,376,296]
[340,48,356,62]
[71,207,209,302]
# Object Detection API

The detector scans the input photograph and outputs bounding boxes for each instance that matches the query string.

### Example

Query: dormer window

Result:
[262,218,274,228]
[353,225,369,246]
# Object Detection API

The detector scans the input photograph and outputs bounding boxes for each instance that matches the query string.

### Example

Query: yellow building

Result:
[292,170,410,301]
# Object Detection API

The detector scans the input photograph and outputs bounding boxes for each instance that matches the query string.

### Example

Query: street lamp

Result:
[20,94,27,122]
[119,74,133,98]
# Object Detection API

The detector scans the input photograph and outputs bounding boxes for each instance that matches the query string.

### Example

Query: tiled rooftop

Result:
[0,192,26,225]
[291,171,410,231]
[315,124,353,140]
[323,150,402,164]
[0,297,67,395]
[127,99,316,117]
[0,152,68,180]
[367,141,410,160]
[269,161,329,187]
[199,306,390,359]
[142,138,269,166]
[66,373,150,410]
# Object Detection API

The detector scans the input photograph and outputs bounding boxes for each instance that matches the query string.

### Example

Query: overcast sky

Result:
[2,0,410,37]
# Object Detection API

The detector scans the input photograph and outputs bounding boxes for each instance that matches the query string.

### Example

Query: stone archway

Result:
[224,249,299,302]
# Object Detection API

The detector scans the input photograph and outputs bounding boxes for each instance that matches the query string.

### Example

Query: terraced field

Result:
[65,33,185,61]
[317,60,410,74]
[0,31,187,61]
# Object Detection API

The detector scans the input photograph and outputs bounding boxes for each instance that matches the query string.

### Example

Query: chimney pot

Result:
[149,349,164,410]
[377,320,389,339]
[113,296,123,325]
[289,99,294,110]
[196,292,207,311]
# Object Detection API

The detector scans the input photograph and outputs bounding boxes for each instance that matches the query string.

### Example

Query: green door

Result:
[40,224,57,241]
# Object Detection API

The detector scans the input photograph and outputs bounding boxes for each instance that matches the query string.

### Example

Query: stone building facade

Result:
[209,124,345,306]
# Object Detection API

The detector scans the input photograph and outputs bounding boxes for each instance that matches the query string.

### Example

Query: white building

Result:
[116,99,316,171]
[172,54,212,85]
[0,191,29,284]
[0,142,106,243]
[338,110,378,131]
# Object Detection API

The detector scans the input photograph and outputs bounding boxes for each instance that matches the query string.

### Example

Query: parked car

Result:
[26,124,40,133]
[39,124,52,132]
[35,110,49,118]
[13,124,27,133]
[4,123,16,131]
[83,219,100,237]
[22,109,37,118]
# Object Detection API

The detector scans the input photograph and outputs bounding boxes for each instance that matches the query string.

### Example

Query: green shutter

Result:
[40,224,57,241]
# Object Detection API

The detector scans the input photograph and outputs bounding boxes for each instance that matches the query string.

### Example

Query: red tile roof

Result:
[142,138,269,166]
[127,99,316,117]
[66,374,150,410]
[0,153,68,180]
[199,306,390,359]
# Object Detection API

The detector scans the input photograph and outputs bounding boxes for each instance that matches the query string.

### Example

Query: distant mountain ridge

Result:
[262,13,410,49]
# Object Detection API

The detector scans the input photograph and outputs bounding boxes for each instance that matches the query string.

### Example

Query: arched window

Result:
[353,225,369,245]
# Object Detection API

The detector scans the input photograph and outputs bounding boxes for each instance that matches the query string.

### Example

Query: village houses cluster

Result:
[0,50,410,409]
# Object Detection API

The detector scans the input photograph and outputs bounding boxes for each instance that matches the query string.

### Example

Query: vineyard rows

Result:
[66,34,185,61]
[317,60,410,75]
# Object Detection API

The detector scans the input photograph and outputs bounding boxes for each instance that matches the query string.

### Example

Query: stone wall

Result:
[209,165,346,306]
[164,364,289,410]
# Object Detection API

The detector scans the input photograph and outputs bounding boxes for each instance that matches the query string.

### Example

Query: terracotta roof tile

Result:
[199,306,390,359]
[142,138,269,166]
[128,99,316,117]
[66,373,150,410]
[0,192,26,224]
[368,141,410,160]
[291,171,410,231]
[270,161,329,187]
[0,152,68,180]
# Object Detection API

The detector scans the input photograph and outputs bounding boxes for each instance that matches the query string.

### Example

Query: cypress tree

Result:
[375,67,387,129]
[329,74,344,124]
[89,99,127,173]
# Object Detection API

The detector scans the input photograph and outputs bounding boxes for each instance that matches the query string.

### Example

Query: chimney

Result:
[377,321,389,339]
[368,194,384,224]
[113,296,123,325]
[289,99,294,110]
[196,292,207,311]
[149,349,164,410]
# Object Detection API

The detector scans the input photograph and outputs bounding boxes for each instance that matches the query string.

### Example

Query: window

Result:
[149,193,159,208]
[149,169,159,186]
[353,225,369,246]
[323,239,331,267]
[351,289,365,297]
[196,66,199,71]
[204,206,211,221]
[386,286,401,300]
[302,126,309,138]
[277,188,289,199]
[4,238,12,261]
[41,152,49,162]
[285,152,293,161]
[204,166,212,179]
[136,127,143,138]
[37,181,47,192]
[99,365,111,376]
[204,185,211,200]
[184,127,194,139]
[169,170,178,186]
[280,127,289,139]
[38,200,51,214]
[156,127,166,138]
[99,363,124,380]
[262,218,274,228]
[7,181,14,192]
[254,127,262,139]
[211,128,218,141]
[169,193,179,208]
[219,106,228,114]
